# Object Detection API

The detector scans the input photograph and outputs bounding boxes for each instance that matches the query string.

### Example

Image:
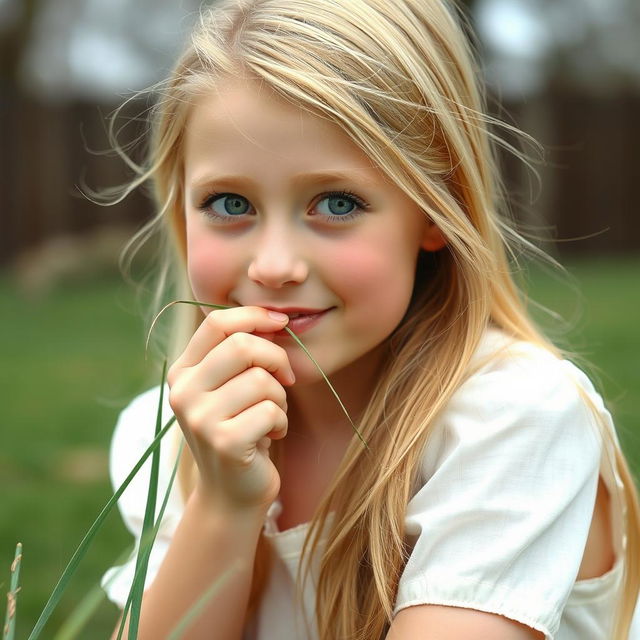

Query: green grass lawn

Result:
[0,274,151,639]
[523,255,640,463]
[1,256,639,638]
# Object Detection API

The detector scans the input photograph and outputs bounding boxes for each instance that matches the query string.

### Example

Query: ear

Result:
[421,220,446,252]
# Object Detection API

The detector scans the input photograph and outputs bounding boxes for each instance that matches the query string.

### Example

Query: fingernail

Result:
[268,311,289,322]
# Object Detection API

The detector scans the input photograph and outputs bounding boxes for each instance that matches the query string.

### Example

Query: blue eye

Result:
[208,194,251,217]
[198,190,368,224]
[317,195,356,216]
[314,191,367,221]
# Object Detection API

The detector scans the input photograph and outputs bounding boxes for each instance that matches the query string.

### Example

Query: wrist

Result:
[189,482,273,531]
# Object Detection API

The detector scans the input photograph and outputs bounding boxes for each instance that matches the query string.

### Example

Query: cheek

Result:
[186,226,236,299]
[325,236,417,311]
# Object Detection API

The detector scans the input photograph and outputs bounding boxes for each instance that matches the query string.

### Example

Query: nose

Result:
[247,222,309,288]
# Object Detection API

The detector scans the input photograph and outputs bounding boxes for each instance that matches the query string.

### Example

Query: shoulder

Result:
[420,329,606,481]
[449,329,604,436]
[457,329,598,418]
[114,385,173,430]
[102,386,182,606]
[110,385,173,447]
[108,384,176,489]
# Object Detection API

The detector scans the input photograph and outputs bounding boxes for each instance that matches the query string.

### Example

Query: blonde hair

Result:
[114,0,639,637]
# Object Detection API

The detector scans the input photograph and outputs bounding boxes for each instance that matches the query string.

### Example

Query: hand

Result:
[167,306,294,513]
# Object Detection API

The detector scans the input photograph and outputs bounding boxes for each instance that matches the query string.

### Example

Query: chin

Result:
[289,361,335,387]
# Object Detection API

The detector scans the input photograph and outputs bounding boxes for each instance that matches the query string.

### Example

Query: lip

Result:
[255,305,331,315]
[272,307,334,336]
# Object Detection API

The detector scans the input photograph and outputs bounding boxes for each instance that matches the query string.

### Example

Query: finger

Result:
[172,306,289,371]
[215,400,288,460]
[208,366,288,420]
[177,332,295,394]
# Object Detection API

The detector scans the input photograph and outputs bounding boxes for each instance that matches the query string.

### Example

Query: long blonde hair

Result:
[114,0,639,637]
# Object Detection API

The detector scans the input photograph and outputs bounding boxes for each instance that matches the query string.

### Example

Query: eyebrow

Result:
[189,170,377,190]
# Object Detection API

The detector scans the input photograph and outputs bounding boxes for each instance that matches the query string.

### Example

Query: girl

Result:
[101,0,640,638]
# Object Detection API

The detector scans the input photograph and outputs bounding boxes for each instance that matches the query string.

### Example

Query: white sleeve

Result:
[394,347,604,640]
[100,385,184,609]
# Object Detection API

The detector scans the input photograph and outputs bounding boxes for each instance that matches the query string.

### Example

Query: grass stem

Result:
[26,417,176,640]
[3,543,22,640]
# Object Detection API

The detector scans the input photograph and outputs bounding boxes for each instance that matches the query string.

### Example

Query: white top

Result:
[101,329,640,639]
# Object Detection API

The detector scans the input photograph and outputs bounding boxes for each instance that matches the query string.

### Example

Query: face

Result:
[182,76,443,387]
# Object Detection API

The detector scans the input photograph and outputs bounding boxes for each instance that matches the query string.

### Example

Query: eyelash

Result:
[197,190,370,224]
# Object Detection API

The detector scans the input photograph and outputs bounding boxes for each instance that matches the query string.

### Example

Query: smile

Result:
[275,308,334,336]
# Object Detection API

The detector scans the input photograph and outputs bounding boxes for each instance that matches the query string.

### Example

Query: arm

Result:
[117,490,266,640]
[110,307,294,640]
[387,350,604,640]
[386,605,545,640]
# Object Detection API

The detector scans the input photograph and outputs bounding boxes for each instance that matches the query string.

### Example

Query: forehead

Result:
[182,77,378,180]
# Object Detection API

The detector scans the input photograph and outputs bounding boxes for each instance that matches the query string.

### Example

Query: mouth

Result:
[259,306,331,316]
[274,307,335,336]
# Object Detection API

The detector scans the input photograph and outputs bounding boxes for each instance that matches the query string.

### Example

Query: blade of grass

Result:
[54,409,180,640]
[3,542,22,640]
[279,324,369,451]
[52,545,134,640]
[115,440,184,640]
[27,415,176,640]
[126,361,167,640]
[148,300,369,450]
[145,300,231,353]
[117,440,242,640]
[51,580,105,640]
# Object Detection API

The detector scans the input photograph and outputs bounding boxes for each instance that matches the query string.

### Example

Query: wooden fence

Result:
[0,91,149,266]
[1,86,639,267]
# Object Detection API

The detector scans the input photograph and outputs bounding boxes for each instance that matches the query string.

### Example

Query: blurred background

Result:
[1,0,639,637]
